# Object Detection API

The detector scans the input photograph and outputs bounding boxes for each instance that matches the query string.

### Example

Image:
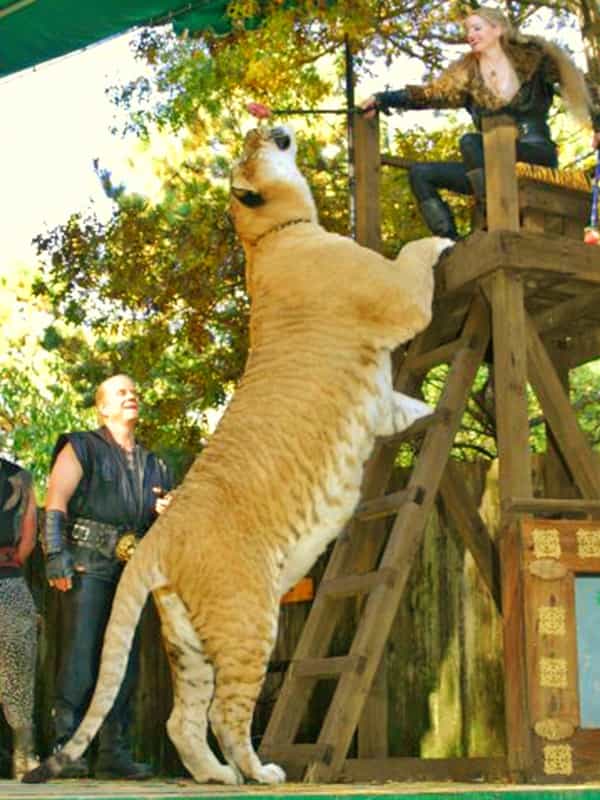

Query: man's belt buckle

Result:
[72,521,92,543]
[115,532,138,563]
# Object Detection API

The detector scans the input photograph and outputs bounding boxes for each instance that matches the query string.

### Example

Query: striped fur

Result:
[24,126,451,785]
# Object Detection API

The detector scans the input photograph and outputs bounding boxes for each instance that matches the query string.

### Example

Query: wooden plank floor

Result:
[3,781,600,800]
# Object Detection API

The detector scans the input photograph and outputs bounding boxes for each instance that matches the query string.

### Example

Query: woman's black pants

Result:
[408,131,558,238]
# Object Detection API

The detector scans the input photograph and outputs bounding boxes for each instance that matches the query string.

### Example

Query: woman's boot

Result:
[418,197,459,239]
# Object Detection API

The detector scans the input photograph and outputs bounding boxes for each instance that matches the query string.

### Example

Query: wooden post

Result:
[354,113,382,251]
[486,269,534,779]
[482,116,519,232]
[487,270,533,505]
[499,520,532,780]
[353,111,387,757]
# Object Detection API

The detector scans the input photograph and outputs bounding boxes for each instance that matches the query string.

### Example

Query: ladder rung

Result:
[320,567,398,598]
[355,488,411,521]
[380,412,438,448]
[290,654,367,679]
[503,496,600,515]
[404,339,462,375]
[259,743,333,765]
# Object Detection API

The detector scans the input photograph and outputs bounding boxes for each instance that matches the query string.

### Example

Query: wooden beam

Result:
[535,288,600,335]
[339,756,507,782]
[441,231,600,293]
[405,339,463,375]
[502,233,600,280]
[354,114,381,251]
[482,116,519,232]
[503,496,600,516]
[355,488,414,521]
[518,179,589,220]
[526,313,600,499]
[259,743,333,765]
[555,327,600,369]
[544,346,576,500]
[439,460,501,610]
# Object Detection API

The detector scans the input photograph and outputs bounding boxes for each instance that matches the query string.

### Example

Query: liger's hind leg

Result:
[207,605,285,784]
[154,589,238,784]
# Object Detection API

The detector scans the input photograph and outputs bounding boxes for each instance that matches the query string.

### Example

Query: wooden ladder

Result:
[259,291,493,781]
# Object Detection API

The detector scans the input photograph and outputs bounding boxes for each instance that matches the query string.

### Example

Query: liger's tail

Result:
[23,536,167,783]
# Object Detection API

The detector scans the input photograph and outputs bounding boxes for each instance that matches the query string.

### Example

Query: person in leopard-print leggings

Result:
[0,458,38,779]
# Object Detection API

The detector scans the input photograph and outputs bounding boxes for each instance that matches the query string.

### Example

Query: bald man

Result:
[43,375,173,779]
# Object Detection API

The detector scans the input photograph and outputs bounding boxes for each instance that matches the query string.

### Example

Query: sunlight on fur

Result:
[23,125,453,786]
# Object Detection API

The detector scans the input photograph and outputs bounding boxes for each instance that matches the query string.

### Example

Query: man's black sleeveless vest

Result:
[51,427,172,581]
[0,458,31,578]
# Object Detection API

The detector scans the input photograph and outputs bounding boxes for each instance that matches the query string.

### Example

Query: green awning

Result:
[0,0,232,79]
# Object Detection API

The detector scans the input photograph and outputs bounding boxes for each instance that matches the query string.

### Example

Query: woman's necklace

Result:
[480,56,520,102]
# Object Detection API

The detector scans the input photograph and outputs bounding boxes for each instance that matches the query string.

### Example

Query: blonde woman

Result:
[362,7,600,238]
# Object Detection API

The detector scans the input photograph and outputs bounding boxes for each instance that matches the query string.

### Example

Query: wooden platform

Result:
[3,780,600,800]
[3,781,600,800]
[433,229,600,369]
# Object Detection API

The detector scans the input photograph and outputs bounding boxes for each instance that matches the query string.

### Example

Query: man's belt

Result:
[69,518,139,563]
[0,546,20,568]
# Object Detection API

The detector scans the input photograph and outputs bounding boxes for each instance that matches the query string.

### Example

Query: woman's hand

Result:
[360,96,379,120]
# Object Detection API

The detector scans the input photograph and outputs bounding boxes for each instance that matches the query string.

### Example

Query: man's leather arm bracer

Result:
[43,510,74,581]
[42,509,67,555]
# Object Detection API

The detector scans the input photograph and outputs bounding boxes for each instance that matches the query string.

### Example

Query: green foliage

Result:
[0,262,93,496]
[570,362,600,451]
[0,366,94,496]
[29,0,600,469]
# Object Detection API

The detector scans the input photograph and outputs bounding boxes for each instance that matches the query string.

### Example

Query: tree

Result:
[0,260,93,495]
[32,0,600,464]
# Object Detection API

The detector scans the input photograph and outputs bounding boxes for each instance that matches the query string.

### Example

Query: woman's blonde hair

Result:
[465,5,592,125]
[465,6,515,42]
